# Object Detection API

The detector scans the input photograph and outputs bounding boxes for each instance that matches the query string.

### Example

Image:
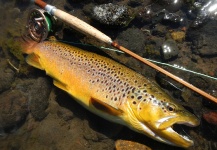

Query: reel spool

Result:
[27,8,52,42]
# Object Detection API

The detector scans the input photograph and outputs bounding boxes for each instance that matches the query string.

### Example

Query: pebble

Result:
[203,111,217,126]
[161,39,179,60]
[115,140,152,150]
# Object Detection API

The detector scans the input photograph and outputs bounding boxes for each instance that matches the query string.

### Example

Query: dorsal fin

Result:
[90,97,123,116]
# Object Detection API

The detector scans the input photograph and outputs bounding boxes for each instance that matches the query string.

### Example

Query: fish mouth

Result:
[154,116,200,148]
[164,123,194,147]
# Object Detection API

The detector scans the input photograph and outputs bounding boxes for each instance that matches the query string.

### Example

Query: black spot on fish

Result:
[132,88,136,93]
[123,93,126,98]
[133,101,136,105]
[137,96,142,100]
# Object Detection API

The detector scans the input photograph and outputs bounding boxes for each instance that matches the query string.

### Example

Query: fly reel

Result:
[27,8,52,42]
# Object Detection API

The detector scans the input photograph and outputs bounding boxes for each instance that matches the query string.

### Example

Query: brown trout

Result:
[22,39,199,148]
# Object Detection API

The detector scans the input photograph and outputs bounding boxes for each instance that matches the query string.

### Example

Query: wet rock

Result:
[0,90,28,131]
[92,3,134,26]
[192,0,217,27]
[187,20,217,56]
[0,59,15,93]
[138,4,185,25]
[137,5,155,23]
[15,77,52,121]
[161,10,185,25]
[161,39,179,60]
[203,111,217,126]
[156,0,184,13]
[116,28,145,56]
[115,139,152,150]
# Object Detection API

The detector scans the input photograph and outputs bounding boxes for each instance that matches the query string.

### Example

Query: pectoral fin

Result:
[53,80,68,92]
[90,97,123,116]
[26,53,43,70]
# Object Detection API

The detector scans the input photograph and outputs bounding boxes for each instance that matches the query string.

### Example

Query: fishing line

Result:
[48,38,217,81]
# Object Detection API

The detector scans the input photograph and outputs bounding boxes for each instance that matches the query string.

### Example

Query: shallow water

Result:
[0,0,217,150]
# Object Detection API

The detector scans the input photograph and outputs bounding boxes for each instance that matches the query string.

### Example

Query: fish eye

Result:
[166,103,176,112]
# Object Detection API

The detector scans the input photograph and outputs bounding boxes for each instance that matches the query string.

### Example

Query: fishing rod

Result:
[30,0,217,103]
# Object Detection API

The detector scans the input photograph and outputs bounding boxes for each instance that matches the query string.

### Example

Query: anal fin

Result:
[90,97,123,116]
[26,53,43,70]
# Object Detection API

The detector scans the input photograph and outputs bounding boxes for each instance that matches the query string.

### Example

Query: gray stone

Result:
[92,3,133,26]
[161,39,179,60]
[0,90,28,131]
[0,59,15,93]
[15,77,52,121]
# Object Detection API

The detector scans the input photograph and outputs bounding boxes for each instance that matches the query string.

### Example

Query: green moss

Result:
[144,44,160,57]
[2,38,25,63]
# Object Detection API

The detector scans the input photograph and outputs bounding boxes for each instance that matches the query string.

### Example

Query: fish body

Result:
[23,39,199,148]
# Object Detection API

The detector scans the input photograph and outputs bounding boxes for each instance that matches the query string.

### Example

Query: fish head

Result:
[126,87,200,148]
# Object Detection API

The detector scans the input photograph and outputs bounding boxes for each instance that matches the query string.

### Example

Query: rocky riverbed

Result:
[0,0,217,150]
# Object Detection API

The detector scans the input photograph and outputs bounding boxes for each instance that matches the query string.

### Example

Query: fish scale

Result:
[24,39,199,148]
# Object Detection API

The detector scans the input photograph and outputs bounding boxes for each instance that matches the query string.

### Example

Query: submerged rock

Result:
[115,140,152,150]
[192,0,217,27]
[0,59,15,93]
[189,75,210,91]
[138,4,185,26]
[203,111,217,126]
[156,0,184,13]
[161,39,179,60]
[116,28,145,56]
[15,77,52,121]
[92,3,134,26]
[0,90,28,131]
[187,20,217,56]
